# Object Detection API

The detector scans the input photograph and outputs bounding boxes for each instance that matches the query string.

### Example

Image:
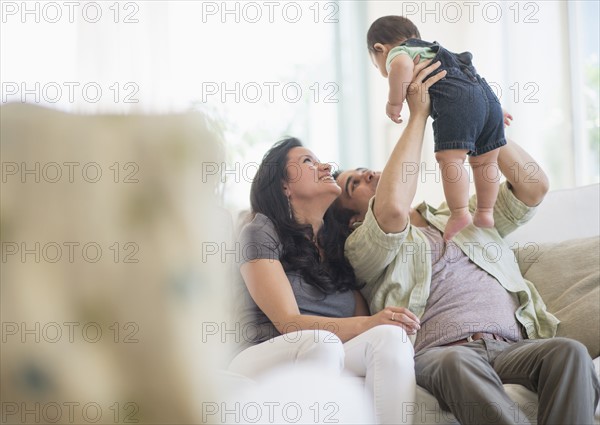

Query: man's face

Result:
[335,168,380,227]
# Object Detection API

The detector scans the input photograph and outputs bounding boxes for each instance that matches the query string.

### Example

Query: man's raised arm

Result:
[373,61,446,233]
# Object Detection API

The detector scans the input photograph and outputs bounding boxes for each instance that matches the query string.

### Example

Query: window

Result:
[0,1,349,213]
[362,1,599,206]
[569,0,600,186]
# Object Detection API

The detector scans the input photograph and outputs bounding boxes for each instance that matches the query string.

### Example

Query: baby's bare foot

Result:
[443,210,472,241]
[473,208,495,228]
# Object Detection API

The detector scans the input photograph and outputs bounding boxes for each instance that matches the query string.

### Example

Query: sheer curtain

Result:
[2,1,597,206]
[1,1,345,211]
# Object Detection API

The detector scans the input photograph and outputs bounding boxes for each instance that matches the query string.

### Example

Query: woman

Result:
[229,59,444,425]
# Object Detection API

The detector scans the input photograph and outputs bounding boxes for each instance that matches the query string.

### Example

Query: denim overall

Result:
[402,38,506,156]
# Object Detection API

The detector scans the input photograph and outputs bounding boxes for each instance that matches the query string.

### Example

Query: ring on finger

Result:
[391,312,396,322]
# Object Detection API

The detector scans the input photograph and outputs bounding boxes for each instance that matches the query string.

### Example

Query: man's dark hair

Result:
[330,169,360,234]
[367,15,421,53]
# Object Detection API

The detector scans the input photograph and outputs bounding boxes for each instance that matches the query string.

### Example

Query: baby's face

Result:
[369,51,389,78]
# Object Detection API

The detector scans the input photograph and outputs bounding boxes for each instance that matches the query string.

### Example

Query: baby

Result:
[367,15,512,240]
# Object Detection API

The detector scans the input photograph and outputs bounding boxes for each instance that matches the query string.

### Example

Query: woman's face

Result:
[283,147,341,203]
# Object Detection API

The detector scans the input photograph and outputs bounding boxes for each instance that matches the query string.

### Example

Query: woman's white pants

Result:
[229,325,416,424]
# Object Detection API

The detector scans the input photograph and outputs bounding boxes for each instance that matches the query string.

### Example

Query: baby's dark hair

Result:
[367,16,421,53]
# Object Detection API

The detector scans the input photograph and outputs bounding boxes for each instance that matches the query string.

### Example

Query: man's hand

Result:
[406,60,446,118]
[387,101,403,124]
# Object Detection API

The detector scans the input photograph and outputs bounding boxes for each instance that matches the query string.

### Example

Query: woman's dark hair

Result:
[250,137,362,294]
[367,15,421,53]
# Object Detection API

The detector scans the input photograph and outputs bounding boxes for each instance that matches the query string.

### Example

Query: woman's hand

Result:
[406,59,447,118]
[365,306,421,335]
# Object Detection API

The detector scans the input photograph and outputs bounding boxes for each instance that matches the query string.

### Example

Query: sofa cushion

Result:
[515,236,600,358]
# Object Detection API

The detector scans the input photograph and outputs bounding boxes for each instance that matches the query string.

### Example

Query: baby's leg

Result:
[436,149,472,240]
[469,148,501,228]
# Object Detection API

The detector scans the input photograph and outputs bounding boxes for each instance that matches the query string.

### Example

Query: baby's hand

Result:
[503,109,513,127]
[387,101,403,124]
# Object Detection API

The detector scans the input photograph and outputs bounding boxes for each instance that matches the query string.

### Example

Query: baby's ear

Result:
[373,43,386,54]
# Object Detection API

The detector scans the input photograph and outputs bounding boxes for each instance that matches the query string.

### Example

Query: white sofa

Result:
[222,184,599,425]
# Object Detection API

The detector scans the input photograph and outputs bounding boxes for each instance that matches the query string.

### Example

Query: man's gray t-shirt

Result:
[414,224,525,352]
[234,213,356,352]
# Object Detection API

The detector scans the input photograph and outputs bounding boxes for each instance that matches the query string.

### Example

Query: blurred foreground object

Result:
[1,103,229,424]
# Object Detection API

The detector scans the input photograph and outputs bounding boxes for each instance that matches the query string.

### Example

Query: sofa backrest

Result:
[504,183,599,246]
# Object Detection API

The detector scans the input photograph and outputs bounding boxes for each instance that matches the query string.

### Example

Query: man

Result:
[333,60,600,424]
